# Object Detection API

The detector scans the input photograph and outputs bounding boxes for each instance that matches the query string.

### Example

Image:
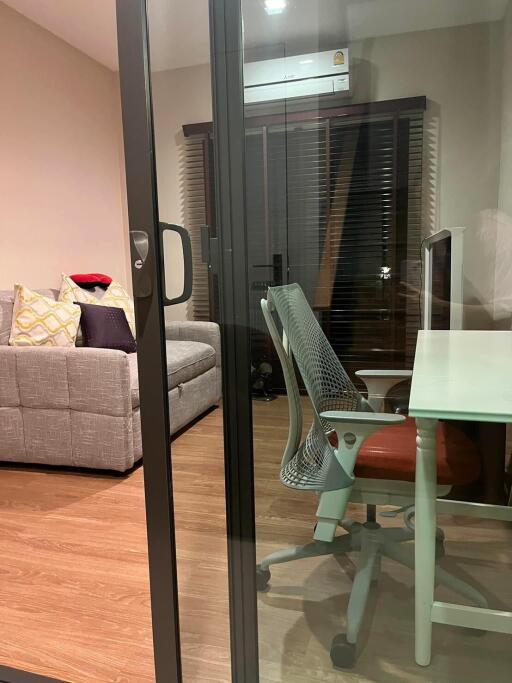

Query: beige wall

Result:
[152,64,212,321]
[0,2,130,292]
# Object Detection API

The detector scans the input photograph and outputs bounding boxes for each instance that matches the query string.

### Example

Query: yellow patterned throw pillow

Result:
[58,273,136,337]
[9,284,81,347]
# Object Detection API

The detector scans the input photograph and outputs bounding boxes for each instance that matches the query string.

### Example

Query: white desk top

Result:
[409,330,512,423]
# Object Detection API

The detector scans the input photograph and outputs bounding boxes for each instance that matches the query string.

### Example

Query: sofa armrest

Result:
[0,346,132,416]
[165,321,221,367]
[0,345,137,471]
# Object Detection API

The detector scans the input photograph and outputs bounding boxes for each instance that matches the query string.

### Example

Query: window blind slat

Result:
[182,135,211,321]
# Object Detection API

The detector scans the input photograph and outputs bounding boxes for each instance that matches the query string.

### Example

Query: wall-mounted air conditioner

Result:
[244,49,350,104]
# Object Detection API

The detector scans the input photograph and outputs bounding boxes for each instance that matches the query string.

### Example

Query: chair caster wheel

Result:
[330,634,356,669]
[256,565,271,591]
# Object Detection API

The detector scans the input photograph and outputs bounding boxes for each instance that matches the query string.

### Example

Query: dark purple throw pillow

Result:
[77,302,136,353]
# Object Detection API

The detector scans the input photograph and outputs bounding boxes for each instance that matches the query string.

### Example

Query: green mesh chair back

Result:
[262,283,367,491]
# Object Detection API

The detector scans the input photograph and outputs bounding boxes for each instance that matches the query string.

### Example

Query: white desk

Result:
[409,330,512,666]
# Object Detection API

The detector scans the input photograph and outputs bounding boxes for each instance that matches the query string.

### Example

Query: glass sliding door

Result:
[117,0,512,682]
[117,1,230,682]
[116,2,182,681]
[233,1,512,681]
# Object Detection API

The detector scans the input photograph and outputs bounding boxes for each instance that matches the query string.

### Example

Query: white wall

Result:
[152,64,212,321]
[0,2,130,292]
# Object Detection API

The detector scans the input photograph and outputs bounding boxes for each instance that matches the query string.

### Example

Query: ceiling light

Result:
[265,0,287,15]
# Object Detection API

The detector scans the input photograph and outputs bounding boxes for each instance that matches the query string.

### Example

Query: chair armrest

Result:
[321,410,406,427]
[165,321,221,367]
[355,369,412,412]
[320,409,405,455]
[355,369,412,380]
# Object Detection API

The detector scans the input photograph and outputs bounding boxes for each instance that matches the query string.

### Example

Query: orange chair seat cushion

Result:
[354,417,480,486]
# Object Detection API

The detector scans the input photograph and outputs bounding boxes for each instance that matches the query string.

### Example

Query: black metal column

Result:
[209,1,260,682]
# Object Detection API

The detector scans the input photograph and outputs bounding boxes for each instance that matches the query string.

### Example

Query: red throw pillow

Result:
[70,273,112,287]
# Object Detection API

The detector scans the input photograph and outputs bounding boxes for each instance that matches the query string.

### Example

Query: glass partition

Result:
[239,0,512,680]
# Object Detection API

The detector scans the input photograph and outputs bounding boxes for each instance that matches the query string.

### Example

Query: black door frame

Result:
[116,1,182,682]
[117,0,260,682]
[209,1,260,681]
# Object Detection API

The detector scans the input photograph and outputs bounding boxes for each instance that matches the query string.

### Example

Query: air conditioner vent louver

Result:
[244,49,350,104]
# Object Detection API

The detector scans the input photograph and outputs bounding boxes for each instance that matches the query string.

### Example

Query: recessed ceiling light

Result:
[265,0,287,15]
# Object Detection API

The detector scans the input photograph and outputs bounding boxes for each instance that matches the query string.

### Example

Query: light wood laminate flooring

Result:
[0,398,511,682]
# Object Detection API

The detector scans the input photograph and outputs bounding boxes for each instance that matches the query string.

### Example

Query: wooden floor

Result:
[1,398,512,682]
[0,407,230,683]
[252,401,512,683]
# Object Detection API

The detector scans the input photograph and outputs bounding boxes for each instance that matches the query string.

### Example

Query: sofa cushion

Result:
[16,347,71,408]
[128,340,216,408]
[0,348,19,406]
[167,340,216,389]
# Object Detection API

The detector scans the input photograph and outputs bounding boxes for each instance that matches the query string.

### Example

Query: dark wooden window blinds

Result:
[183,96,426,389]
[182,133,218,321]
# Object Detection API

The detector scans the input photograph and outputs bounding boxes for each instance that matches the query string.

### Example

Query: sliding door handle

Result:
[159,222,193,306]
[129,229,152,297]
[200,224,219,274]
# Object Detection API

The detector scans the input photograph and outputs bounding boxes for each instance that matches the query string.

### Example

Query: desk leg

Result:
[415,417,438,666]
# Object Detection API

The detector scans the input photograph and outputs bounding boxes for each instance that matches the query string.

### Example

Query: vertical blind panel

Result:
[404,112,424,367]
[271,114,422,378]
[246,130,273,366]
[182,135,211,320]
[284,123,328,305]
[183,103,424,391]
[325,118,401,374]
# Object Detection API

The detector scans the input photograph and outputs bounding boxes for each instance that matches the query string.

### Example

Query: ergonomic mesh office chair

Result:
[258,283,487,668]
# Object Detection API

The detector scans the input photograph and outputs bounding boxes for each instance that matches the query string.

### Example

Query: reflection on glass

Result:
[242,0,512,680]
[146,2,230,682]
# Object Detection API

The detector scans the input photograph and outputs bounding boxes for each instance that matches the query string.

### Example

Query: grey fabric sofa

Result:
[0,289,221,472]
